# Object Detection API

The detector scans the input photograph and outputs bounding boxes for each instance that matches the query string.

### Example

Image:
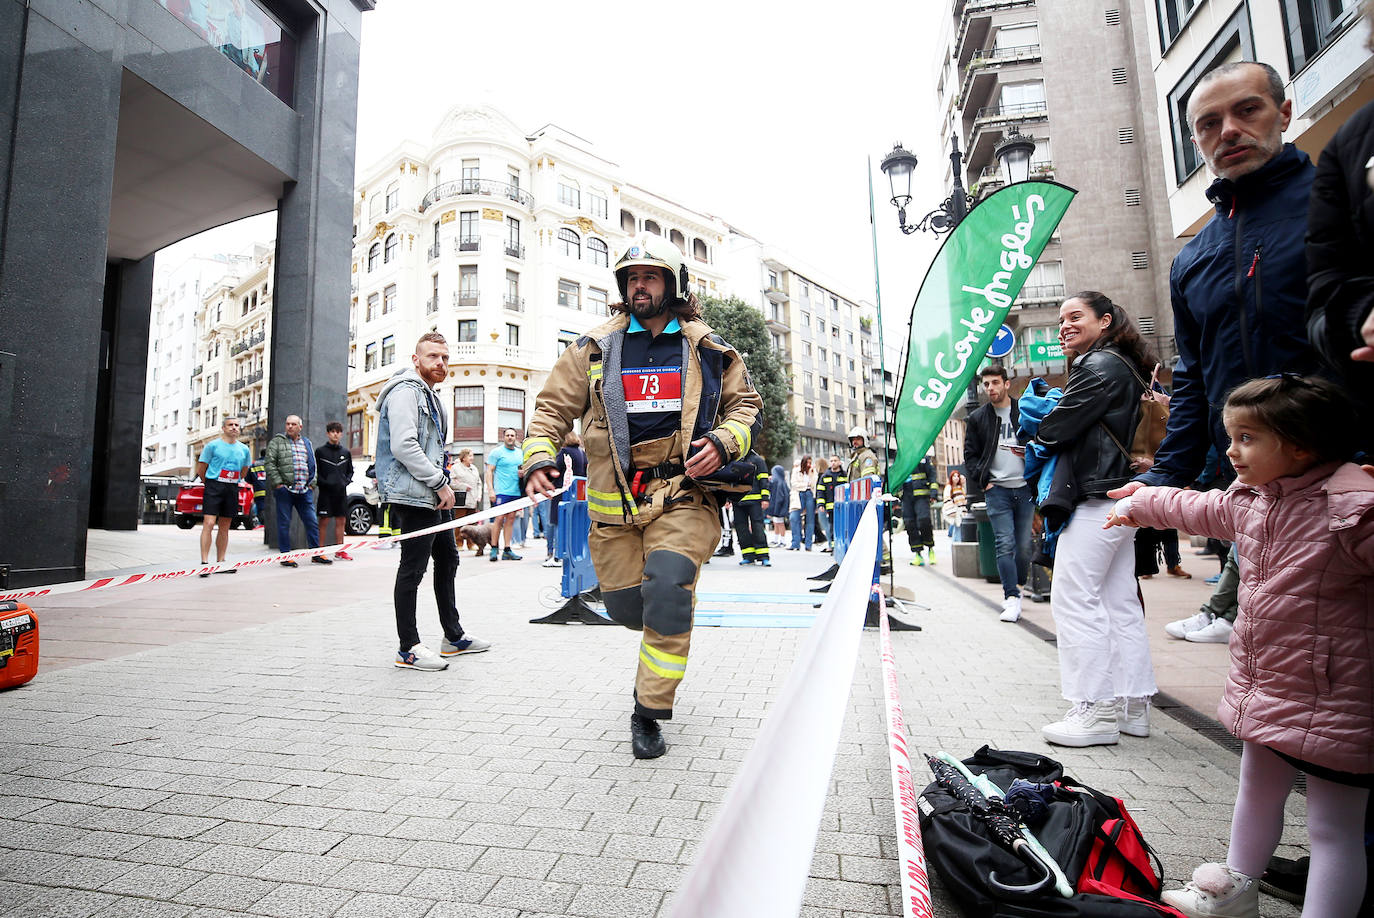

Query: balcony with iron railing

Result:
[249,332,265,348]
[503,295,525,312]
[427,242,441,261]
[954,0,1037,66]
[230,377,246,392]
[764,283,788,303]
[504,242,524,259]
[248,369,264,385]
[456,236,480,253]
[960,43,1042,108]
[426,297,438,315]
[453,290,480,308]
[191,397,201,409]
[418,179,535,213]
[1016,283,1066,304]
[448,341,537,366]
[192,364,203,377]
[230,341,247,356]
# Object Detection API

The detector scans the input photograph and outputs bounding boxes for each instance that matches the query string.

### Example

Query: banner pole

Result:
[867,158,898,591]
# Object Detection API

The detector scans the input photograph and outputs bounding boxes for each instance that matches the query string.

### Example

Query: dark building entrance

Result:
[0,0,372,588]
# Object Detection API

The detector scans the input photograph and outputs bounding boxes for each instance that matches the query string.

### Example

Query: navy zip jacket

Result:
[1137,144,1318,488]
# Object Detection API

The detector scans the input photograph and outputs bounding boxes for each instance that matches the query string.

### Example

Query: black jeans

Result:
[392,504,463,652]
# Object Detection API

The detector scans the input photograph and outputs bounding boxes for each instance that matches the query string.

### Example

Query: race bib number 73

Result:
[622,366,683,414]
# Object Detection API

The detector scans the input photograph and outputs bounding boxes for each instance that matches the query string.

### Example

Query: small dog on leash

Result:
[458,522,494,555]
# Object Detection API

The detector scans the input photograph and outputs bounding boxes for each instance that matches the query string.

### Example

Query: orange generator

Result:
[0,601,39,689]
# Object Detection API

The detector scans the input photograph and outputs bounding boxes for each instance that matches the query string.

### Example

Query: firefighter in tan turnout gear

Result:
[523,234,763,759]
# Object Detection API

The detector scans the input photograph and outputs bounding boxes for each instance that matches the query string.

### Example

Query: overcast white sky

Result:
[163,0,946,343]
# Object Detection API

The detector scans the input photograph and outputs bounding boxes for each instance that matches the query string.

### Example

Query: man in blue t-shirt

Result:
[484,427,524,561]
[195,416,251,574]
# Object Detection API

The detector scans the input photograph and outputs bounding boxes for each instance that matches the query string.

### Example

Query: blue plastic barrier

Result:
[831,476,882,583]
[532,478,612,625]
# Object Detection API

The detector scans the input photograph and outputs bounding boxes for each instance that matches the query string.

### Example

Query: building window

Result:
[1155,0,1201,50]
[588,287,608,316]
[460,211,479,250]
[384,233,398,264]
[669,229,686,252]
[834,352,842,369]
[1165,7,1254,184]
[558,228,581,259]
[453,386,483,440]
[385,181,399,212]
[462,159,479,191]
[381,335,395,366]
[367,243,380,271]
[366,292,379,322]
[506,323,520,346]
[821,406,830,426]
[558,179,581,209]
[458,266,478,306]
[644,219,661,236]
[804,404,815,424]
[497,387,525,433]
[588,238,609,267]
[347,411,364,453]
[589,191,608,219]
[558,279,580,309]
[383,284,397,314]
[369,191,382,221]
[457,319,477,342]
[1283,0,1361,75]
[620,209,636,233]
[820,377,829,392]
[430,273,439,314]
[506,216,521,256]
[802,341,812,357]
[505,270,520,310]
[557,330,577,355]
[365,342,378,371]
[693,238,708,263]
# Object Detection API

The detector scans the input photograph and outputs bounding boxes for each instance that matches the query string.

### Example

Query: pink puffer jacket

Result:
[1130,462,1374,774]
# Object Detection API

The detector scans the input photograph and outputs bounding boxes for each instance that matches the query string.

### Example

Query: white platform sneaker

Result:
[1161,863,1259,918]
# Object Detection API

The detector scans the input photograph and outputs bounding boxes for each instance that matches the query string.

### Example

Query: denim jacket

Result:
[375,368,448,509]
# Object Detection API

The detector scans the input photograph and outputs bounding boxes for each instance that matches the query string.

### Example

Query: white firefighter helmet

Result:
[615,234,689,304]
[847,426,868,443]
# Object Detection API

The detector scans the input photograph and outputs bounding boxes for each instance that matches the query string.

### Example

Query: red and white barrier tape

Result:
[669,497,882,918]
[879,591,936,918]
[0,487,564,604]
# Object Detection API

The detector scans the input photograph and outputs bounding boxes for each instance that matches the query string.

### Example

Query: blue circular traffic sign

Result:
[987,324,1015,359]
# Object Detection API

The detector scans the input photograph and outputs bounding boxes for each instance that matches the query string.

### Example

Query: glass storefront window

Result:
[156,0,297,106]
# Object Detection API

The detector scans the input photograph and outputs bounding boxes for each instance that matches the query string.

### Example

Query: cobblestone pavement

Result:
[0,530,1306,916]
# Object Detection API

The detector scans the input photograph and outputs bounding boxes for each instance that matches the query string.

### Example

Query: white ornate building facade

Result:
[346,106,731,461]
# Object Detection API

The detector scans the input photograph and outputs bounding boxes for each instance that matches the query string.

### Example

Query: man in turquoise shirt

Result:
[485,427,524,561]
[195,416,250,573]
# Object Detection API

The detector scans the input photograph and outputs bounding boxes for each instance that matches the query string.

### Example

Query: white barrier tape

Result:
[0,487,565,604]
[879,591,936,918]
[669,496,882,918]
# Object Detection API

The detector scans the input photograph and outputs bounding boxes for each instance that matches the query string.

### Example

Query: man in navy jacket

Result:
[1118,62,1317,496]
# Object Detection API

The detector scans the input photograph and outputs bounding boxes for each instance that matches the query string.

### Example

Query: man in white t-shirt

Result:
[194,416,251,575]
[963,366,1033,622]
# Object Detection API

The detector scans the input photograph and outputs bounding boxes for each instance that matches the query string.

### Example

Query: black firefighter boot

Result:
[630,713,666,759]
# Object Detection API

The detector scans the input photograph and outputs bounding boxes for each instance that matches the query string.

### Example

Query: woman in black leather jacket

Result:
[1035,291,1159,748]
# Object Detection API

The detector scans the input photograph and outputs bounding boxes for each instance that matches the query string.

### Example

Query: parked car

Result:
[174,480,254,529]
[345,463,379,536]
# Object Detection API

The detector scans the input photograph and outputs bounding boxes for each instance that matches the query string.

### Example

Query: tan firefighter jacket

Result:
[521,314,762,524]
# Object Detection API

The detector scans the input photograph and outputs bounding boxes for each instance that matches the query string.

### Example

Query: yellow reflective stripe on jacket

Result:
[639,641,687,679]
[587,486,637,517]
[722,419,751,456]
[523,436,556,463]
[586,364,603,380]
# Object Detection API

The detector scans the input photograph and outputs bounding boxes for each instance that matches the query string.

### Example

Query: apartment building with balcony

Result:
[346,105,730,461]
[187,243,276,461]
[141,251,255,477]
[936,0,1183,372]
[1142,0,1372,236]
[722,231,879,462]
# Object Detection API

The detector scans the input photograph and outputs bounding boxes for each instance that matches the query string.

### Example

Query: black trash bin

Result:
[969,502,1000,583]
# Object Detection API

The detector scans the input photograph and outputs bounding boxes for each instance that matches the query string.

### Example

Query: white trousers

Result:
[1051,499,1158,703]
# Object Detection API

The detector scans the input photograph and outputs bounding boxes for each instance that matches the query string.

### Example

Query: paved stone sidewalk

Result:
[0,537,1305,916]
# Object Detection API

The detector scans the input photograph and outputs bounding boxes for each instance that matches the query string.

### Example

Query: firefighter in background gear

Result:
[248,452,267,528]
[522,233,762,760]
[901,455,937,566]
[734,453,771,566]
[816,455,846,553]
[846,426,879,481]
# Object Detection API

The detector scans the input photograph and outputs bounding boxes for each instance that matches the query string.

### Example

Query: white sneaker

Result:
[999,595,1022,623]
[1185,617,1234,643]
[439,636,491,657]
[1165,610,1213,639]
[1161,863,1258,918]
[1042,701,1119,747]
[1116,696,1151,737]
[541,557,560,568]
[395,643,448,671]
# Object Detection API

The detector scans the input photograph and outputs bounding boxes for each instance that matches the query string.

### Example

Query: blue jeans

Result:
[818,506,831,542]
[983,483,1032,599]
[275,487,320,552]
[788,491,815,549]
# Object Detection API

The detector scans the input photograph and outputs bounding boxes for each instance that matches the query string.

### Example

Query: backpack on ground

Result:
[917,746,1186,918]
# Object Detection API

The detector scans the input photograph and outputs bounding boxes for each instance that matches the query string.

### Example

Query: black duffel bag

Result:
[918,746,1184,918]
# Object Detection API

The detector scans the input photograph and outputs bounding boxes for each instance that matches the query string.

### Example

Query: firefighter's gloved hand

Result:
[684,436,724,478]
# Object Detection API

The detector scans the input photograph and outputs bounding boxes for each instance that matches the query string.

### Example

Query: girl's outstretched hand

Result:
[1104,496,1139,530]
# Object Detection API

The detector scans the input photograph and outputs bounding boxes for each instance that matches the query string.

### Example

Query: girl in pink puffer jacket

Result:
[1107,375,1374,918]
